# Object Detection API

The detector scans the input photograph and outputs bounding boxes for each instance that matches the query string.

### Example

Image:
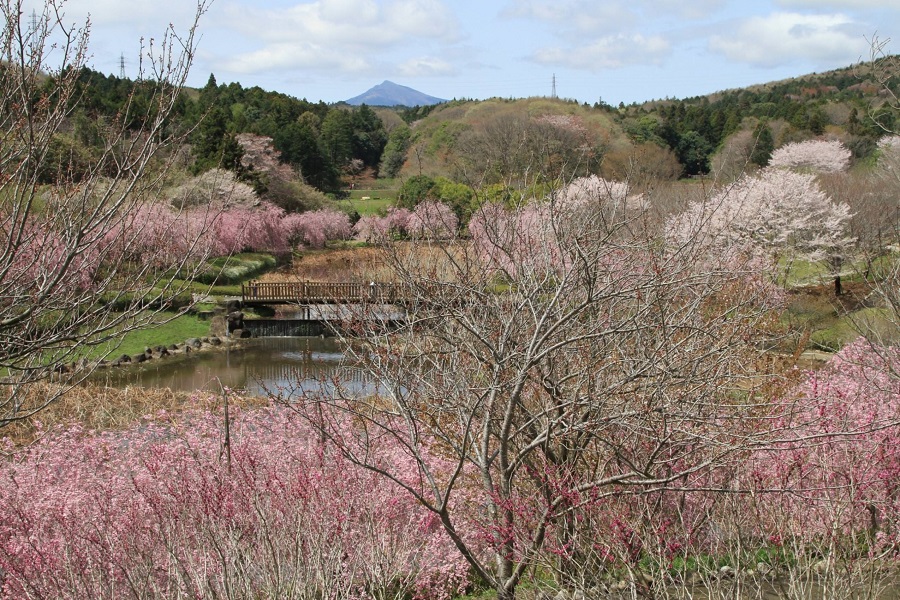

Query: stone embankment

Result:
[54,307,254,376]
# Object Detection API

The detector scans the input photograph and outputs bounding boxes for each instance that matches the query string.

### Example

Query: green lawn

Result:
[85,312,211,360]
[339,186,400,217]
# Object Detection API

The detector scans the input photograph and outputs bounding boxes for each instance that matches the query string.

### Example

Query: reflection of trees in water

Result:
[94,337,382,398]
[247,362,380,399]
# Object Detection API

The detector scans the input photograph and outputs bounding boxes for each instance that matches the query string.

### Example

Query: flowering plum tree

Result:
[0,0,211,425]
[353,207,413,243]
[352,214,389,243]
[769,139,851,173]
[210,202,293,255]
[282,207,352,249]
[406,200,458,240]
[294,179,782,599]
[723,340,900,597]
[0,404,470,598]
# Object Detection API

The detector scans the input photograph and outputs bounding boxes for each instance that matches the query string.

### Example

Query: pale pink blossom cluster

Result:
[769,139,851,173]
[468,201,562,277]
[468,176,637,278]
[2,203,354,294]
[209,203,294,255]
[667,167,854,265]
[406,201,458,240]
[2,218,101,292]
[353,207,413,242]
[0,404,470,599]
[747,340,900,547]
[282,207,352,249]
[556,174,630,211]
[535,113,589,136]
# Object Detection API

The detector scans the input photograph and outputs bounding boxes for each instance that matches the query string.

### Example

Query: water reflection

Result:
[92,337,384,398]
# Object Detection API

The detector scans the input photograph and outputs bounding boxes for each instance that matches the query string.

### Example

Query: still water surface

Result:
[93,337,380,398]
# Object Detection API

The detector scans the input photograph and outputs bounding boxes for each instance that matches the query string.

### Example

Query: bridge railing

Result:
[242,281,405,304]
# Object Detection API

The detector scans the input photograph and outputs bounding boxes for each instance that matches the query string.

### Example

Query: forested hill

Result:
[62,57,899,202]
[68,69,394,196]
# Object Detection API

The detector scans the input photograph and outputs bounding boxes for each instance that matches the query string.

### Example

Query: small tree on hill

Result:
[750,121,775,167]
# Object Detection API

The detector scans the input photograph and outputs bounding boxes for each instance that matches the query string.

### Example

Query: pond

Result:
[92,337,383,398]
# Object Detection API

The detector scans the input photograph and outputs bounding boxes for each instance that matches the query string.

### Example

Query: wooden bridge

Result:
[241,281,405,305]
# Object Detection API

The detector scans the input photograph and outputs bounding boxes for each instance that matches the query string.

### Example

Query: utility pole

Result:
[119,53,126,79]
[551,73,557,99]
[29,10,40,57]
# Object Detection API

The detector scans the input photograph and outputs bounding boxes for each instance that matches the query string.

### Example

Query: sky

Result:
[19,0,900,106]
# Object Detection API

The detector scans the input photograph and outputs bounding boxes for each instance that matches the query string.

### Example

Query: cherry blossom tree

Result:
[769,139,851,173]
[667,167,854,293]
[0,0,211,425]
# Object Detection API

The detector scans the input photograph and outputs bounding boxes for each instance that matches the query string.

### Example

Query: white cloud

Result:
[502,0,724,27]
[38,0,199,29]
[709,12,869,68]
[775,0,888,8]
[223,42,373,73]
[502,0,635,34]
[531,33,671,70]
[217,0,460,75]
[397,56,457,77]
[633,0,726,20]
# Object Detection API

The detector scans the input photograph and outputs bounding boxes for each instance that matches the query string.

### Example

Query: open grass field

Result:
[340,192,396,216]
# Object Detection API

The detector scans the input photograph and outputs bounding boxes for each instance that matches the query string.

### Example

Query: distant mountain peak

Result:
[345,81,445,107]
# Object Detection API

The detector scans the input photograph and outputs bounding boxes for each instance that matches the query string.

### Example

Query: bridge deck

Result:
[241,281,405,305]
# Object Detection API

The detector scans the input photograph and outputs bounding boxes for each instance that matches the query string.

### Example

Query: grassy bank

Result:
[85,312,211,360]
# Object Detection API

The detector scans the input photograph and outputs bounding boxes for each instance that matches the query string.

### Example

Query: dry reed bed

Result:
[1,382,266,449]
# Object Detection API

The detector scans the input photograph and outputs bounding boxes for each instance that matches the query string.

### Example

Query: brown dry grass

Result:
[1,382,267,449]
[262,246,389,283]
[261,243,465,284]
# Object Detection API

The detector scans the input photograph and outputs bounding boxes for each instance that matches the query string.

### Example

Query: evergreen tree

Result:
[275,120,340,191]
[351,104,388,168]
[676,131,712,177]
[320,109,354,168]
[750,121,775,167]
[191,106,244,174]
[379,125,412,179]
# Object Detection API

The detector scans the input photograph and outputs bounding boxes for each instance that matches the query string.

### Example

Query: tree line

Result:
[64,68,391,194]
